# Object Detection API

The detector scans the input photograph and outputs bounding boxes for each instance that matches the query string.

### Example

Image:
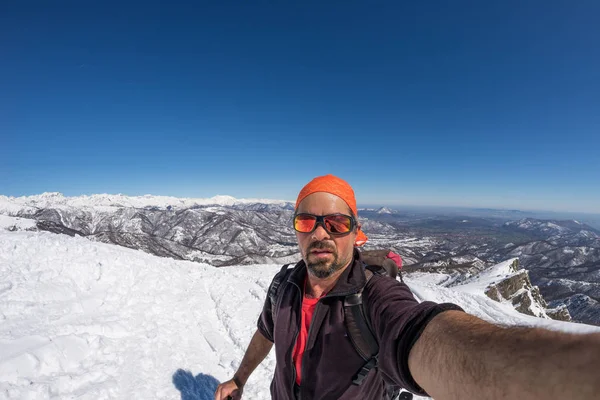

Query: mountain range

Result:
[1,193,599,326]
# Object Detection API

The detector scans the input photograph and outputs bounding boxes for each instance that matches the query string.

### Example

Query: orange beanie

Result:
[295,174,368,246]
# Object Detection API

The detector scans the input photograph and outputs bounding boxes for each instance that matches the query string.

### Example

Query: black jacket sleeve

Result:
[365,275,464,395]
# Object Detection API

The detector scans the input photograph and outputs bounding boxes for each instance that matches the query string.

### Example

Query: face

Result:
[295,192,359,279]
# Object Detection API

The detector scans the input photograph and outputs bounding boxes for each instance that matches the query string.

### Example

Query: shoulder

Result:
[276,263,295,278]
[366,273,403,290]
[273,262,300,283]
[269,262,302,298]
[364,274,419,304]
[269,263,294,291]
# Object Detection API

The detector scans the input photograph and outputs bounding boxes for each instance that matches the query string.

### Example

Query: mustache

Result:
[307,241,336,252]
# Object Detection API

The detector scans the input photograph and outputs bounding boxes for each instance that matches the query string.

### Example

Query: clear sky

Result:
[2,1,599,213]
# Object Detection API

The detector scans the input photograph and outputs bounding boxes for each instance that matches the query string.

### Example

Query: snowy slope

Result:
[1,232,598,400]
[0,216,37,231]
[0,231,279,399]
[449,258,519,294]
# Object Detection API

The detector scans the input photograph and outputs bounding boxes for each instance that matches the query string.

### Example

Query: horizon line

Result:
[2,191,600,217]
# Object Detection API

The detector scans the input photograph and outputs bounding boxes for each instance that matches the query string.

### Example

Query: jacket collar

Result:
[287,249,366,297]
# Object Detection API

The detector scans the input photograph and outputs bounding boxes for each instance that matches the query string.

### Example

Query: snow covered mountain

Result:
[0,193,298,266]
[500,218,600,325]
[1,193,599,326]
[1,230,598,400]
[0,192,290,211]
[407,258,571,321]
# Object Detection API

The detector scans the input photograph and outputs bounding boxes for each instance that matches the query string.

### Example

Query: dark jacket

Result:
[257,250,463,399]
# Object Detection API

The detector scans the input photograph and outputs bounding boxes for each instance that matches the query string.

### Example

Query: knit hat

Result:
[295,174,368,246]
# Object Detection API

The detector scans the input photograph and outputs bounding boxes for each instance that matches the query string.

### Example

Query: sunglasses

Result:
[293,213,356,235]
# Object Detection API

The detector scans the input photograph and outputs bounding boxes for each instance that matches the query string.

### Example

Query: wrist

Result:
[232,375,244,389]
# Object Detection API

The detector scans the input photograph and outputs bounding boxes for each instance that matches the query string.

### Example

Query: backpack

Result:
[268,249,412,400]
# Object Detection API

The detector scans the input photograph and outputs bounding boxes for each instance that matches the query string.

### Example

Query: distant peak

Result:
[2,192,290,210]
[36,192,65,199]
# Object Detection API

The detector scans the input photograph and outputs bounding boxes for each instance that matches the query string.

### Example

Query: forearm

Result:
[234,330,274,385]
[409,310,600,400]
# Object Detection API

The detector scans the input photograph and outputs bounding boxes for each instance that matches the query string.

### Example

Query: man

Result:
[215,174,600,400]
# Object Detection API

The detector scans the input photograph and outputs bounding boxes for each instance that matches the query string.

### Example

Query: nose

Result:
[311,222,331,240]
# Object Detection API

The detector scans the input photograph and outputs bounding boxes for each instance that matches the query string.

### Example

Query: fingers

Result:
[230,389,242,400]
[214,380,241,400]
[214,383,230,400]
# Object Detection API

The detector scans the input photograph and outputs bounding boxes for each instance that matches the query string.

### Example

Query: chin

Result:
[307,265,335,279]
[307,259,340,279]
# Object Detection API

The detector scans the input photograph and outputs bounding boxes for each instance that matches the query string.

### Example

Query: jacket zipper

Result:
[285,265,367,399]
[300,298,330,400]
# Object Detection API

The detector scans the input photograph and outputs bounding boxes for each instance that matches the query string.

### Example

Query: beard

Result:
[305,241,348,279]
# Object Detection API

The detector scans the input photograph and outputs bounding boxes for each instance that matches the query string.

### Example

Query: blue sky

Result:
[2,1,599,213]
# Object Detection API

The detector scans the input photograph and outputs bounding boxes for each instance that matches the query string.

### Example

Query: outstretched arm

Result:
[214,330,274,400]
[408,310,600,400]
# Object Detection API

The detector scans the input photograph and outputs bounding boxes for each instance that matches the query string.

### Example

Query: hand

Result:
[214,378,243,400]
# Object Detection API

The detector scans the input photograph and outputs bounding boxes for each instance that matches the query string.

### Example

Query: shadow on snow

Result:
[173,369,220,400]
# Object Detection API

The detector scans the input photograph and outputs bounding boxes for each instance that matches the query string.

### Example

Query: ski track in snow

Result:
[0,231,598,399]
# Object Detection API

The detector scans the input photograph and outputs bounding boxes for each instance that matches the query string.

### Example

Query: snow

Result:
[406,272,453,286]
[0,231,278,399]
[448,258,518,295]
[546,222,563,230]
[394,237,436,248]
[0,216,37,231]
[577,230,596,238]
[517,220,534,229]
[407,279,598,334]
[1,233,598,400]
[0,193,291,214]
[0,198,37,216]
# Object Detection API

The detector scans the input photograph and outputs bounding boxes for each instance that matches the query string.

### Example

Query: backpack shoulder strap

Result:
[269,263,294,322]
[344,268,380,385]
